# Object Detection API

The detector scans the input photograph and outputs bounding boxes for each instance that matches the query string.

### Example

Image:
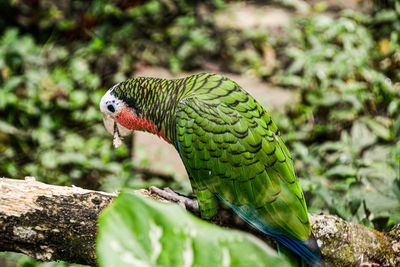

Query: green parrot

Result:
[100,73,324,266]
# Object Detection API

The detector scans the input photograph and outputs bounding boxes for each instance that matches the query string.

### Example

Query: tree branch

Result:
[0,177,399,266]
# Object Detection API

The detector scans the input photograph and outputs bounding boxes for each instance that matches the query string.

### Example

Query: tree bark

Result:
[0,177,399,266]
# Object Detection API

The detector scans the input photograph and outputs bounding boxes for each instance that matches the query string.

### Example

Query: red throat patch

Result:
[112,106,170,143]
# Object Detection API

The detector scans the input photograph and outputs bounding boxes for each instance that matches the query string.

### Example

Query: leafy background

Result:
[0,0,399,266]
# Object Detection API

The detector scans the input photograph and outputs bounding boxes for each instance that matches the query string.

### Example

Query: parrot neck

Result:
[134,116,171,143]
[112,76,198,148]
[112,105,171,143]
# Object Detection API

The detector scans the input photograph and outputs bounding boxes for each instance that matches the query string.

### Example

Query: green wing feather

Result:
[175,74,311,241]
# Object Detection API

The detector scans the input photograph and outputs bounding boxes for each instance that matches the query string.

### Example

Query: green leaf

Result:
[324,165,357,178]
[363,190,400,221]
[365,117,392,141]
[70,90,89,108]
[350,121,376,154]
[97,192,289,267]
[3,76,24,92]
[362,145,392,165]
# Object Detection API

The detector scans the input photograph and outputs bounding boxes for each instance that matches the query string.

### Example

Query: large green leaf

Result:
[97,192,290,267]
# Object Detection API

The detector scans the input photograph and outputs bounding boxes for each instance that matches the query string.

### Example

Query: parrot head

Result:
[100,81,170,147]
[100,85,133,142]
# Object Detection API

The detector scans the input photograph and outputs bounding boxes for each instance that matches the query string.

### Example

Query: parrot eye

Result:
[107,104,116,113]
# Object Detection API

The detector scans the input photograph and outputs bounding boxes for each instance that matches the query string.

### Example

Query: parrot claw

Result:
[149,186,199,213]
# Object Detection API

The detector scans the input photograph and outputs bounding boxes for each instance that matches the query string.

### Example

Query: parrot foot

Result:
[149,186,199,213]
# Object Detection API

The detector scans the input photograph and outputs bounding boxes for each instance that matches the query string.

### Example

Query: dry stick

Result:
[0,177,399,266]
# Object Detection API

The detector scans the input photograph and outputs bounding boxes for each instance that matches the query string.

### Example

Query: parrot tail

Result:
[216,194,325,267]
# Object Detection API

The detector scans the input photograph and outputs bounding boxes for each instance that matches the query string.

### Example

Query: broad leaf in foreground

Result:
[97,192,290,267]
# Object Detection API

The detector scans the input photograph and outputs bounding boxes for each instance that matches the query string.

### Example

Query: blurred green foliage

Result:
[0,26,135,190]
[0,0,399,266]
[274,7,400,231]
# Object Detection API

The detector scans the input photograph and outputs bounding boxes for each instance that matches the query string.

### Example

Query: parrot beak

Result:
[102,113,133,148]
[102,113,133,137]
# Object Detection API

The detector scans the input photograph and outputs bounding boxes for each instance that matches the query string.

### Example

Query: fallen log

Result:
[0,177,399,266]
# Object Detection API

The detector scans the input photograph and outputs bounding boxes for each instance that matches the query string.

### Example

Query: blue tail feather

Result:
[216,194,324,266]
